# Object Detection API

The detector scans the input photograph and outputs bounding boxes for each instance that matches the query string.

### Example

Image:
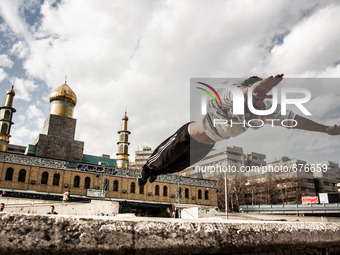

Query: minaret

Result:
[0,85,16,152]
[116,109,131,169]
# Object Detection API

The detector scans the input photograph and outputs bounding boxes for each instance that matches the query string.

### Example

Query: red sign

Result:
[302,196,318,204]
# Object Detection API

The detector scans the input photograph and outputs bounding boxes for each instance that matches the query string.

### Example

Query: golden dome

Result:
[49,84,77,106]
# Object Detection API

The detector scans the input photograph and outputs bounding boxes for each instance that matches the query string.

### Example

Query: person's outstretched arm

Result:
[250,75,340,136]
[294,115,340,135]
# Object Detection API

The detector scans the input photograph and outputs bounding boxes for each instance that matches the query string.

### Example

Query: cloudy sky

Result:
[0,0,339,164]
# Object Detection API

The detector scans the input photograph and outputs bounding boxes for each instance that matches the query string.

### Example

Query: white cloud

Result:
[263,4,340,76]
[0,0,31,40]
[16,114,26,123]
[12,78,38,101]
[9,136,23,145]
[10,125,36,144]
[307,94,340,119]
[315,63,340,78]
[26,104,44,118]
[26,104,45,128]
[10,41,30,59]
[0,68,6,82]
[1,0,339,164]
[0,54,14,68]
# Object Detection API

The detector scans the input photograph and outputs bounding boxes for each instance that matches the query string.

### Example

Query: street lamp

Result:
[98,161,107,198]
[225,170,228,220]
[175,176,183,218]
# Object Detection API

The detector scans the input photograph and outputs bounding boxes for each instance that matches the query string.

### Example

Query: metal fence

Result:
[240,203,340,214]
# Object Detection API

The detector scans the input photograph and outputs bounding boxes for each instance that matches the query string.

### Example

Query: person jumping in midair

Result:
[138,74,340,186]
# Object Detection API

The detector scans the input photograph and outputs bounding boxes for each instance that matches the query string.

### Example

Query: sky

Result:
[0,0,339,164]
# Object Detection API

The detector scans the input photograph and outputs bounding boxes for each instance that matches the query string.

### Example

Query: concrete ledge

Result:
[1,213,340,254]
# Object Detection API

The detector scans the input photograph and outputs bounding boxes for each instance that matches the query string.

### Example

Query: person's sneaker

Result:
[137,166,151,186]
[137,175,147,186]
[149,175,157,183]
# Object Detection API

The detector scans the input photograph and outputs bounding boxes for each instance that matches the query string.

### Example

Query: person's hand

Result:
[326,125,340,135]
[251,74,284,107]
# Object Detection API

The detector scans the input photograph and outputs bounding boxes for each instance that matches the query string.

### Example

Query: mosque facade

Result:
[0,82,217,216]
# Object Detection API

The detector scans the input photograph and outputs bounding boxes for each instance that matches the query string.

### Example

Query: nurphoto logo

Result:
[196,81,312,128]
[196,82,312,116]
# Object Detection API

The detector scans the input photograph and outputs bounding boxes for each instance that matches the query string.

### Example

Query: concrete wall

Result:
[0,197,119,216]
[181,207,216,219]
[0,213,340,254]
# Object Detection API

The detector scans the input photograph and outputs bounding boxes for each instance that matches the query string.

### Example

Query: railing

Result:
[240,203,340,214]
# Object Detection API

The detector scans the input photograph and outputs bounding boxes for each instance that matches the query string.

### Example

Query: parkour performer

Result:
[138,74,340,186]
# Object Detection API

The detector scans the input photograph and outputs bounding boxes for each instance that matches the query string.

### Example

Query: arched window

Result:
[119,144,124,153]
[53,173,60,186]
[205,190,209,200]
[4,110,10,120]
[41,172,48,184]
[18,169,26,182]
[120,133,125,141]
[155,185,160,196]
[73,176,80,188]
[104,179,109,191]
[113,180,119,191]
[163,186,168,196]
[198,189,202,199]
[130,182,135,193]
[123,145,128,154]
[5,168,13,181]
[125,134,128,142]
[139,185,144,194]
[1,123,9,134]
[185,188,189,199]
[84,177,91,189]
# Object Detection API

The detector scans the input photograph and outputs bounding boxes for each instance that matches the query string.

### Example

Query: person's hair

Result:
[50,205,55,209]
[241,76,262,87]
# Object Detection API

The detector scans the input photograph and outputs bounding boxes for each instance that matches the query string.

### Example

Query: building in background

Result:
[7,144,26,155]
[129,146,153,170]
[313,161,339,194]
[261,156,317,204]
[246,152,266,167]
[191,147,339,209]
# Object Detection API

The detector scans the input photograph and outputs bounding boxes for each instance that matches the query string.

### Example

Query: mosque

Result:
[0,82,217,216]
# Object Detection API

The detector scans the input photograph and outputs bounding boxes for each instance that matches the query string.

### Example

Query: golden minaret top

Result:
[49,83,77,118]
[5,85,15,107]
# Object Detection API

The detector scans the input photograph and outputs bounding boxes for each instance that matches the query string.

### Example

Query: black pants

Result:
[145,122,214,176]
